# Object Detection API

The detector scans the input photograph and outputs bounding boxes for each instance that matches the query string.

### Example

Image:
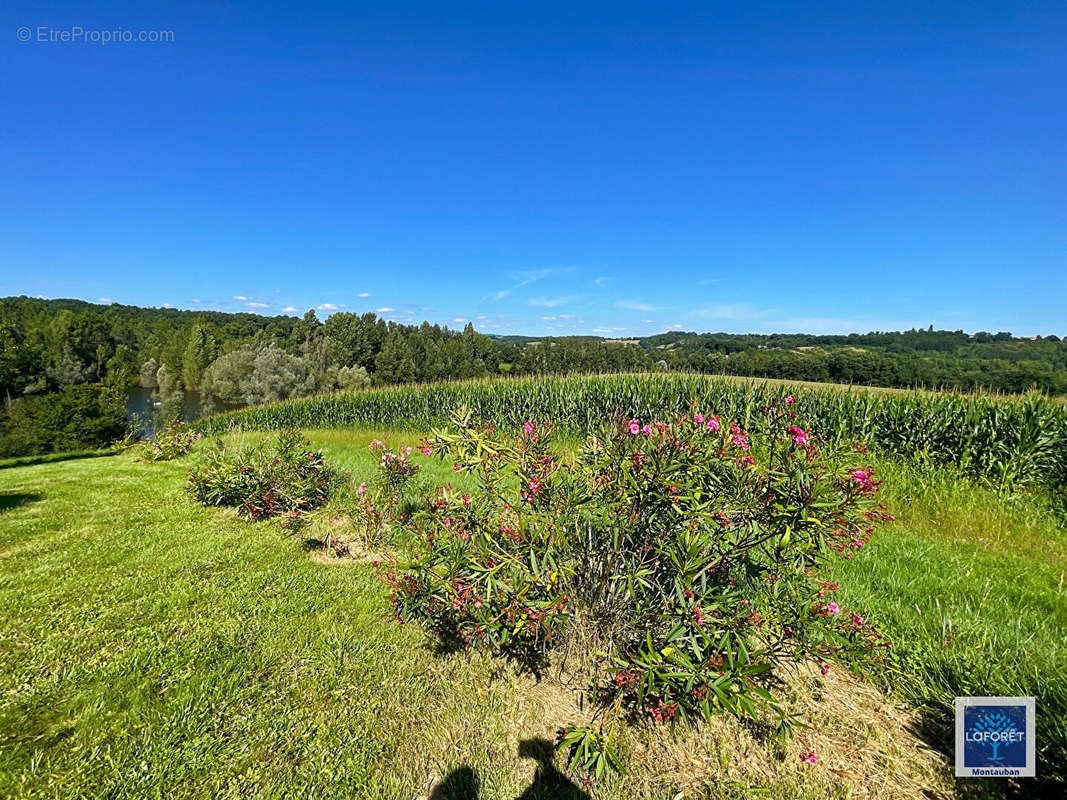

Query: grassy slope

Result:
[0,431,1064,798]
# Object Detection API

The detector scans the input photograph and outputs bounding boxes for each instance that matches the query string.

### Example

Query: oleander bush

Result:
[186,428,340,519]
[192,373,1067,493]
[138,421,202,461]
[325,438,426,554]
[382,401,895,777]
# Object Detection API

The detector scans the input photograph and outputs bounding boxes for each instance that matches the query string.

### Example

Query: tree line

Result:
[1,296,1064,456]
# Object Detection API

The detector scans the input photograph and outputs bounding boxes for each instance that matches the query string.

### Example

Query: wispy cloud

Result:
[357,292,372,298]
[594,276,614,288]
[376,306,394,313]
[233,295,248,301]
[615,300,657,312]
[97,297,113,303]
[318,303,339,311]
[282,306,298,312]
[693,303,765,321]
[246,302,269,309]
[529,296,575,308]
[491,266,576,301]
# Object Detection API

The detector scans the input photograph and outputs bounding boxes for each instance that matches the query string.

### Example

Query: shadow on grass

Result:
[0,492,43,513]
[0,450,114,470]
[428,739,590,800]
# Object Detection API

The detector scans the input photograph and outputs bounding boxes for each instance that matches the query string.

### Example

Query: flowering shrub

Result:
[332,441,425,553]
[384,401,893,773]
[186,428,341,520]
[138,421,202,461]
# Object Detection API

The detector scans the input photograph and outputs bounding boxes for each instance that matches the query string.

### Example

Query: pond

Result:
[125,386,241,436]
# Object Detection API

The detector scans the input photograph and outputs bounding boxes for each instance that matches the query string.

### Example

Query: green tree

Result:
[182,325,218,390]
[374,333,416,384]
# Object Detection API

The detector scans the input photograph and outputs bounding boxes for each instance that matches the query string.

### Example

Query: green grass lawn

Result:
[1,430,1064,799]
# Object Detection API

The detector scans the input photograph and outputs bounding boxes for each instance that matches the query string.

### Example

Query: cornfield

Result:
[193,373,1067,492]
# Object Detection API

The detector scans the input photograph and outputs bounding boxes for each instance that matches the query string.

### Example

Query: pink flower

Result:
[442,517,452,529]
[741,455,755,465]
[694,413,704,424]
[420,445,432,455]
[706,416,720,432]
[628,419,641,435]
[820,662,830,676]
[825,602,841,614]
[786,426,808,445]
[800,750,818,765]
[356,482,367,496]
[641,424,653,436]
[523,421,535,436]
[784,396,796,404]
[851,470,870,482]
[851,612,864,626]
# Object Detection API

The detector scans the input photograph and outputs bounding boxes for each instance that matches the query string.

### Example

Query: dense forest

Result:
[2,295,1064,456]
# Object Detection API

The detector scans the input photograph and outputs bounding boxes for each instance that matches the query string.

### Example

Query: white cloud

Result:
[357,292,372,298]
[452,317,468,323]
[615,300,657,312]
[246,302,269,309]
[162,302,173,308]
[282,306,298,312]
[192,298,201,303]
[558,314,575,320]
[491,266,576,301]
[233,295,248,301]
[376,307,394,313]
[97,297,113,303]
[641,319,654,324]
[540,315,556,321]
[693,303,765,321]
[529,296,574,308]
[318,303,339,311]
[594,276,614,288]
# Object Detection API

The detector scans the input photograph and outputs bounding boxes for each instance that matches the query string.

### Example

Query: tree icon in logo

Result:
[972,711,1018,762]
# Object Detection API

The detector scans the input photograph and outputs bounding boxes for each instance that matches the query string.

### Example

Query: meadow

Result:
[1,374,1065,799]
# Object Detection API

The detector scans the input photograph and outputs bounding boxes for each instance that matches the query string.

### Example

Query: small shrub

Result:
[186,428,340,520]
[328,439,425,554]
[138,422,202,461]
[383,403,893,775]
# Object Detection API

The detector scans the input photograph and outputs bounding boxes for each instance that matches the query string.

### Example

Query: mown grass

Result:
[1,429,1064,798]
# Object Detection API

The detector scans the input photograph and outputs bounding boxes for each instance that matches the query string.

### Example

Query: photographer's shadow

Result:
[427,738,589,800]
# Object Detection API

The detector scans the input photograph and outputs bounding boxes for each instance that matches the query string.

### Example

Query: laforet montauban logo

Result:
[955,696,1035,777]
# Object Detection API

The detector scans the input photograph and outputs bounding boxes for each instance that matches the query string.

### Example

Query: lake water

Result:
[125,386,240,435]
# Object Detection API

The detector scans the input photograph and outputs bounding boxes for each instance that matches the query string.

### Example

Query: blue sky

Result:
[2,1,1065,336]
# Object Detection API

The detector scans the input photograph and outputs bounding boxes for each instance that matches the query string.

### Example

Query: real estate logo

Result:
[955,696,1035,777]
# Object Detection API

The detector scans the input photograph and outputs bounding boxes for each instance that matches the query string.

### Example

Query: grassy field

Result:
[1,425,1064,799]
